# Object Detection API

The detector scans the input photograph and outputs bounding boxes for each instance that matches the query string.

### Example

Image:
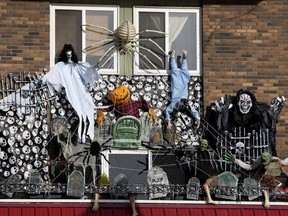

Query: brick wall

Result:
[0,0,50,75]
[202,0,288,157]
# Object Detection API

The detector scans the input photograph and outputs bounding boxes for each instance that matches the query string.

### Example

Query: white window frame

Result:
[101,149,152,183]
[50,4,119,74]
[133,7,201,76]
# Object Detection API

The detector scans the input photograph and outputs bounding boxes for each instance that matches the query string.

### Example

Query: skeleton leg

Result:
[129,194,138,216]
[203,177,217,205]
[92,192,100,211]
[263,190,270,209]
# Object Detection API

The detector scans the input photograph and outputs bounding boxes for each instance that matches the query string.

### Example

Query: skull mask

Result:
[238,93,252,114]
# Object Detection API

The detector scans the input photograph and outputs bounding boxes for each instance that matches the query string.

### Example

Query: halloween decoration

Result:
[206,89,285,157]
[147,166,169,199]
[164,50,200,129]
[83,20,166,70]
[96,85,157,126]
[225,151,288,208]
[43,44,100,143]
[51,116,112,185]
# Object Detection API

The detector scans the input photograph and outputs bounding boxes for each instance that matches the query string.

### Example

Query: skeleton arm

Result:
[235,157,263,170]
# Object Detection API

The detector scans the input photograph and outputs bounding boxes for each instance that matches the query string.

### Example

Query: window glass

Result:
[86,11,115,69]
[134,7,201,75]
[55,10,82,62]
[51,5,118,73]
[138,12,165,70]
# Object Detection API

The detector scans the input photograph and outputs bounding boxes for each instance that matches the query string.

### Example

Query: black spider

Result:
[67,138,113,165]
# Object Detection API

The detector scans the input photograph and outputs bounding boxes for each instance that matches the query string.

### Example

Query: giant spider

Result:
[82,20,167,71]
[67,138,112,166]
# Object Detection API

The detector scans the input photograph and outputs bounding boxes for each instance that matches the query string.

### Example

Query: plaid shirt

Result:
[103,100,150,119]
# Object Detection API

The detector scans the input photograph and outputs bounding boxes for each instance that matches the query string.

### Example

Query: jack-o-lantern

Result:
[109,86,131,105]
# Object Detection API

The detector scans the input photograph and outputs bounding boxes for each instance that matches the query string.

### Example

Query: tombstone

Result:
[28,170,43,194]
[149,126,163,146]
[186,177,200,200]
[113,116,141,148]
[1,174,22,197]
[94,116,112,146]
[113,173,129,198]
[66,170,85,198]
[216,171,238,201]
[243,177,261,201]
[147,166,169,199]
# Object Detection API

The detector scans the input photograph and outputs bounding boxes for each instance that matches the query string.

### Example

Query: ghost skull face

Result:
[66,50,72,61]
[238,93,252,114]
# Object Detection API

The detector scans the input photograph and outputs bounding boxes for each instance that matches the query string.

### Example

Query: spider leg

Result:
[138,38,166,56]
[82,24,115,34]
[132,48,163,72]
[101,153,110,164]
[136,29,167,37]
[67,151,87,161]
[83,39,114,52]
[101,137,113,147]
[138,44,165,66]
[98,48,118,69]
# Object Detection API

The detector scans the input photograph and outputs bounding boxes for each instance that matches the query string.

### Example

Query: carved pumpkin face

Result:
[109,86,131,105]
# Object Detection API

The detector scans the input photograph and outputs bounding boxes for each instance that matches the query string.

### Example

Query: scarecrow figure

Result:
[96,85,157,126]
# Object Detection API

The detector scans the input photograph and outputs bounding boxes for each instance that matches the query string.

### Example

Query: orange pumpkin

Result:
[109,86,131,105]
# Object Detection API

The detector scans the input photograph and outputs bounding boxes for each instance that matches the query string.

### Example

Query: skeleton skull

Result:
[235,142,245,154]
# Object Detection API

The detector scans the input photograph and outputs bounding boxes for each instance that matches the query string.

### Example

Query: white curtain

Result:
[169,15,189,48]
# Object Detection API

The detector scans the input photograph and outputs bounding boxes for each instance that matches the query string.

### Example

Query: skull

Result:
[0,137,7,147]
[235,142,245,154]
[144,93,152,102]
[238,93,252,114]
[144,84,151,92]
[9,156,16,164]
[136,82,143,89]
[94,92,103,101]
[10,166,19,175]
[195,83,201,91]
[158,81,165,90]
[131,92,139,101]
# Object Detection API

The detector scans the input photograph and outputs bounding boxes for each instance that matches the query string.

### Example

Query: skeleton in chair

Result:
[225,151,288,208]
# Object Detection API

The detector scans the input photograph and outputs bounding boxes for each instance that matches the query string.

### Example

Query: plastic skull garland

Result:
[238,93,252,114]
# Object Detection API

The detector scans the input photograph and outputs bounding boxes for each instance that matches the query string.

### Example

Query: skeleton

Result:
[83,20,167,70]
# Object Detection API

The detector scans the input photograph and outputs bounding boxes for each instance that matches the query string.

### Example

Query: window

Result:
[134,7,201,75]
[50,5,118,73]
[101,149,150,186]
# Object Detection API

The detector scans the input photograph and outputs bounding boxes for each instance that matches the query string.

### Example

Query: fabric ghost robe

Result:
[44,62,100,142]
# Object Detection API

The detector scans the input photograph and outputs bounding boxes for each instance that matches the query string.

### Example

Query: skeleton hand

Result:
[96,110,105,126]
[147,108,157,125]
[224,151,235,164]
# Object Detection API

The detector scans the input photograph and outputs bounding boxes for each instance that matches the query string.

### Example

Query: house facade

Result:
[1,0,288,215]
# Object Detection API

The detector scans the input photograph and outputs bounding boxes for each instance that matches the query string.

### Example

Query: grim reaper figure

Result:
[205,89,285,156]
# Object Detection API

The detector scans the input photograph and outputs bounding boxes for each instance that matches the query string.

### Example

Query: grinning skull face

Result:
[238,93,252,114]
[235,142,245,154]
